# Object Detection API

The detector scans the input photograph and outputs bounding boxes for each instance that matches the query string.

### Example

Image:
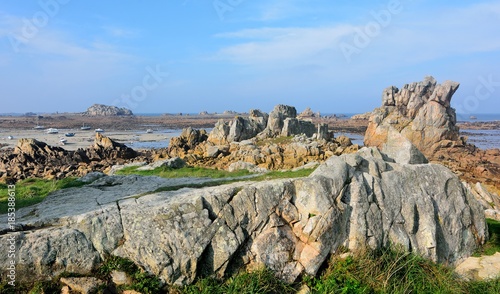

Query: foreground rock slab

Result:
[0,148,487,286]
[456,252,500,280]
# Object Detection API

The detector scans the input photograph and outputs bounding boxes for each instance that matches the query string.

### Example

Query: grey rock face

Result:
[381,129,428,164]
[266,104,298,136]
[0,148,487,285]
[281,118,316,137]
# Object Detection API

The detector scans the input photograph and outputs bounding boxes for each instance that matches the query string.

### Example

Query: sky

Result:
[0,0,499,115]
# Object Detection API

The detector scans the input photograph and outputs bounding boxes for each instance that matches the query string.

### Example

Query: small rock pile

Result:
[0,133,140,181]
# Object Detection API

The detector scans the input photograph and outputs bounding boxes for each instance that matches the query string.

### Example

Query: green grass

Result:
[0,177,86,214]
[95,255,162,294]
[116,165,253,178]
[173,268,295,294]
[172,246,500,294]
[3,246,500,293]
[474,218,500,256]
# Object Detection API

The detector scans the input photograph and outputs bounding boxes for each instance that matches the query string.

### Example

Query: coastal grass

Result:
[172,247,500,294]
[3,246,500,293]
[116,165,315,182]
[115,165,253,179]
[474,218,500,256]
[0,177,86,214]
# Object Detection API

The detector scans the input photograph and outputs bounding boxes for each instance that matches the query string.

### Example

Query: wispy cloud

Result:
[213,1,500,71]
[102,26,139,38]
[214,25,354,65]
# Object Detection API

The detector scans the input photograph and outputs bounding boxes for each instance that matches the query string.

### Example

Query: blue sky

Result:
[1,0,499,115]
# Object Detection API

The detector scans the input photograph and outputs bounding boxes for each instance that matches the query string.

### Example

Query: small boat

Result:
[469,116,477,120]
[34,125,45,130]
[7,135,14,140]
[81,124,91,130]
[65,133,75,137]
[46,128,59,134]
[95,128,104,133]
[146,129,154,134]
[60,137,67,143]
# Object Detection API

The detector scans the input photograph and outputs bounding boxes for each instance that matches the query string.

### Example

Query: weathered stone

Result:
[60,277,104,294]
[265,104,297,136]
[111,270,132,286]
[381,128,428,164]
[0,148,486,286]
[365,76,460,155]
[455,252,500,280]
[281,118,316,137]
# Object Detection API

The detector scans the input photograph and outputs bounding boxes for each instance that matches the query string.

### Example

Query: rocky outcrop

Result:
[365,76,459,155]
[265,104,298,136]
[164,104,350,171]
[85,104,133,116]
[351,112,372,120]
[364,76,500,193]
[0,134,140,181]
[297,107,319,118]
[169,127,208,152]
[0,147,487,285]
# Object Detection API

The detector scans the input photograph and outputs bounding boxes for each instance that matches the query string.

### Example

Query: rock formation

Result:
[162,104,351,170]
[0,134,139,181]
[364,76,500,193]
[351,112,372,120]
[85,104,133,116]
[365,76,459,155]
[0,147,487,285]
[297,107,320,118]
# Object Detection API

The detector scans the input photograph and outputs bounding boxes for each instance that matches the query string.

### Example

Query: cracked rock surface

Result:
[0,147,487,285]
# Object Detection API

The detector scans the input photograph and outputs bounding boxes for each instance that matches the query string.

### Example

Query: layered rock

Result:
[85,104,133,116]
[365,76,459,155]
[0,147,487,285]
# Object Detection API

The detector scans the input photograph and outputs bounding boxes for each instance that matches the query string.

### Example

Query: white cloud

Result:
[102,26,139,38]
[213,1,500,70]
[214,25,354,65]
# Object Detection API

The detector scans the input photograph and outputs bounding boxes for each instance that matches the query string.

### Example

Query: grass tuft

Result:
[474,218,500,257]
[0,177,86,213]
[115,165,253,178]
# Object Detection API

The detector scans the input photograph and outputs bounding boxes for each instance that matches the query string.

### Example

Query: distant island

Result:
[84,104,133,116]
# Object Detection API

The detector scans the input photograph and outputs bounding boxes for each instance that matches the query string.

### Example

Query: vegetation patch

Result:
[95,255,161,294]
[172,268,295,294]
[0,177,86,213]
[474,218,500,257]
[115,165,253,178]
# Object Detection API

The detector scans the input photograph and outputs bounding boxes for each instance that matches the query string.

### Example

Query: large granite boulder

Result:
[264,104,298,136]
[0,148,487,285]
[365,76,460,156]
[85,104,133,116]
